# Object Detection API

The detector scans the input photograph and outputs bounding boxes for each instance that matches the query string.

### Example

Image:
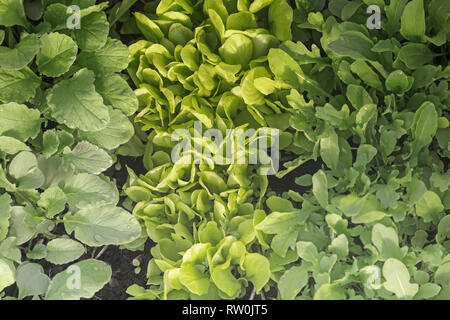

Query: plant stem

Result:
[249,287,256,300]
[95,245,110,259]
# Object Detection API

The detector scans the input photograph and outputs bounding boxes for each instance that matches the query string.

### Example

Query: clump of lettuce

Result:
[253,0,450,300]
[127,0,294,132]
[0,0,142,300]
[123,0,296,299]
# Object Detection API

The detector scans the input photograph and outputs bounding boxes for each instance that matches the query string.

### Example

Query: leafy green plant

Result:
[123,0,297,299]
[0,0,142,300]
[253,0,450,300]
[125,0,449,300]
[1,0,448,301]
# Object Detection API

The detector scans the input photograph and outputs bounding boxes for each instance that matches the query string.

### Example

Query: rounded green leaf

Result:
[73,11,109,51]
[0,0,28,27]
[76,38,130,75]
[16,263,50,299]
[219,34,253,67]
[243,253,270,293]
[312,170,328,208]
[313,283,346,300]
[37,186,67,218]
[211,267,241,298]
[416,191,444,223]
[0,258,15,291]
[268,0,293,41]
[46,238,85,265]
[382,258,419,299]
[0,136,31,154]
[386,70,413,94]
[36,32,78,77]
[63,173,119,210]
[78,107,135,150]
[0,67,41,103]
[278,265,309,300]
[9,151,45,190]
[94,74,138,116]
[179,264,211,296]
[0,34,41,70]
[134,12,163,42]
[64,205,141,246]
[62,141,113,175]
[0,102,41,141]
[45,259,111,300]
[435,263,450,285]
[47,68,110,132]
[398,43,434,69]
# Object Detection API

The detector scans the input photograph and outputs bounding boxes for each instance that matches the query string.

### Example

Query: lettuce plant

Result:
[123,0,298,299]
[0,0,142,300]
